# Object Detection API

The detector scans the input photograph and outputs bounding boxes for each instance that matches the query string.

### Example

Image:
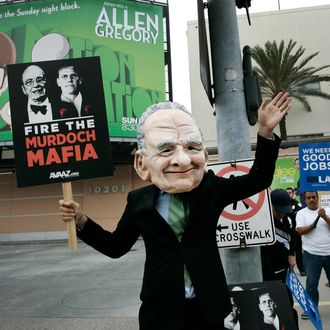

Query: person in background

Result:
[59,92,291,330]
[286,187,302,214]
[296,191,330,320]
[260,189,298,328]
[286,186,304,276]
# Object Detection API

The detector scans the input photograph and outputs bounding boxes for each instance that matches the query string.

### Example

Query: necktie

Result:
[168,194,192,288]
[30,104,47,115]
[168,194,187,236]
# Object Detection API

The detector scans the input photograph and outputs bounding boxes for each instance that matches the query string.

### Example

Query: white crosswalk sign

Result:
[208,159,275,249]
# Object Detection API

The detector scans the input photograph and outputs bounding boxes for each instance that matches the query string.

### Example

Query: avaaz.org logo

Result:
[49,170,80,179]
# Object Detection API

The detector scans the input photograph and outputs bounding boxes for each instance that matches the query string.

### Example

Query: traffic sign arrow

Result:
[216,224,229,232]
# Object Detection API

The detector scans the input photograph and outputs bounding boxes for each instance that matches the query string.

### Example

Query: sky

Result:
[167,0,330,109]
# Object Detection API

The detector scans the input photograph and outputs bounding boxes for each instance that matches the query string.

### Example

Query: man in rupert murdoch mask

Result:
[59,92,291,330]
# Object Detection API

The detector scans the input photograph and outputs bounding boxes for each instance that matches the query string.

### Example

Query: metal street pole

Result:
[207,0,262,284]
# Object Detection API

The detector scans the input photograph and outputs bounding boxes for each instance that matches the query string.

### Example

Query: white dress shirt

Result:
[27,98,53,123]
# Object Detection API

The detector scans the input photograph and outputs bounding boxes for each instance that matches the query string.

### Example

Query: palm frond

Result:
[252,39,330,109]
[289,93,312,112]
[251,39,330,138]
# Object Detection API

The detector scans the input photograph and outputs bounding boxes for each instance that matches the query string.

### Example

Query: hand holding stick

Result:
[61,182,78,250]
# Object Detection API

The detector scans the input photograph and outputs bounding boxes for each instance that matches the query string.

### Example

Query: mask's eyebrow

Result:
[155,137,204,150]
[184,137,204,147]
[155,139,174,150]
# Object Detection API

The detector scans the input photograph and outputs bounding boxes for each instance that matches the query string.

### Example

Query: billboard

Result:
[0,0,166,143]
[8,57,113,187]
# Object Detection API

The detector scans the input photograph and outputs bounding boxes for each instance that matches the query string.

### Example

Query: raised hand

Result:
[258,92,291,138]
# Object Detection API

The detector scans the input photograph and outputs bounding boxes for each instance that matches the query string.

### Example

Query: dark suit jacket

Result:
[258,316,287,330]
[261,217,294,283]
[53,95,93,119]
[78,134,281,330]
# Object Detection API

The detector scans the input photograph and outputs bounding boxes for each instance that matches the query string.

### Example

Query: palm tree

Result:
[251,39,330,140]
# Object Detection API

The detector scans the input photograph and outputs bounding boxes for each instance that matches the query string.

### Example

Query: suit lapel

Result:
[132,186,181,246]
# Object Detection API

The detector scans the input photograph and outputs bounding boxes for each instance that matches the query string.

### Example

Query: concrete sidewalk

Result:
[0,239,329,329]
[0,240,143,329]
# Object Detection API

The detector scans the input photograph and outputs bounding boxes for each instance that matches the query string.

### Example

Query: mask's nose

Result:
[170,146,191,166]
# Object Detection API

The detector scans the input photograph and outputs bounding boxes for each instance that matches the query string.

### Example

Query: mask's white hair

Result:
[136,101,203,153]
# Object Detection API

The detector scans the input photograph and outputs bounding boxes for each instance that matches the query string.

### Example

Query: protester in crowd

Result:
[59,92,291,330]
[260,189,298,328]
[286,186,302,213]
[296,191,330,320]
[286,186,304,276]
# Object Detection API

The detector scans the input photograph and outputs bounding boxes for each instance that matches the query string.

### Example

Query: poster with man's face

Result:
[225,281,298,330]
[7,56,113,187]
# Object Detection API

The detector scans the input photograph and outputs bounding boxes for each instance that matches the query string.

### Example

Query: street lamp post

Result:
[207,0,263,284]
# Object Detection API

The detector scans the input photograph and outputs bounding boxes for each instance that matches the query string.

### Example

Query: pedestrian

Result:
[296,191,330,320]
[286,186,305,276]
[260,189,299,328]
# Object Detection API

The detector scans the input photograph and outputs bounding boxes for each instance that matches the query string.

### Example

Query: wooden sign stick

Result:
[62,182,78,250]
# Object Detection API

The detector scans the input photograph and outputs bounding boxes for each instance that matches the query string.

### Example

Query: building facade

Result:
[1,5,330,242]
[187,5,330,148]
[0,165,147,242]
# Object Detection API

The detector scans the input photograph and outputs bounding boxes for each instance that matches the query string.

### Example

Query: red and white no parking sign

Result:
[208,160,275,249]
